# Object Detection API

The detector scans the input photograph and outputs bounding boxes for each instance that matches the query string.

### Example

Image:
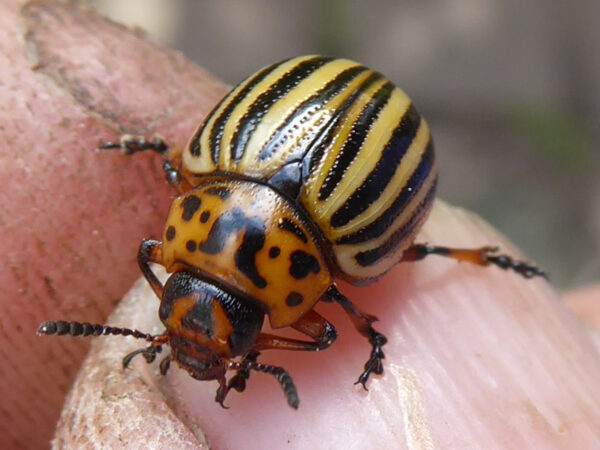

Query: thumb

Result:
[53,201,600,448]
[1,2,226,448]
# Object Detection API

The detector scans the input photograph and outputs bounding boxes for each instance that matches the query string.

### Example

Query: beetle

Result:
[38,55,545,409]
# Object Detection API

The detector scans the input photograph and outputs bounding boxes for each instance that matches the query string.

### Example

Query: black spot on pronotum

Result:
[235,216,268,289]
[166,226,176,241]
[200,211,211,223]
[269,246,280,258]
[278,218,308,243]
[181,195,202,221]
[289,250,320,279]
[285,292,304,307]
[186,240,197,252]
[205,186,231,200]
[200,207,267,288]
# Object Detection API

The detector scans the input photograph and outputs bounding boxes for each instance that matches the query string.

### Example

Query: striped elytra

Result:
[182,55,437,284]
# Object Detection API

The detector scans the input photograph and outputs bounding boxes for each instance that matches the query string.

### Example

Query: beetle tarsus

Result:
[355,333,387,389]
[326,285,388,389]
[122,343,163,369]
[215,377,231,409]
[228,351,259,394]
[97,134,169,155]
[159,355,172,375]
[98,134,185,191]
[402,244,547,280]
[485,253,547,279]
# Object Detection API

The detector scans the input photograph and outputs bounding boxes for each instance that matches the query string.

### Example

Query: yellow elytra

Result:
[181,55,437,284]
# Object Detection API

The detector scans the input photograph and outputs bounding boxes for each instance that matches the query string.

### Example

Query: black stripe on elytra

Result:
[289,250,321,279]
[318,82,395,201]
[354,180,437,267]
[181,195,202,221]
[188,125,204,157]
[205,186,231,200]
[330,104,422,228]
[278,218,308,243]
[204,60,284,162]
[335,139,435,245]
[301,72,383,183]
[199,207,267,288]
[229,56,332,163]
[257,65,367,162]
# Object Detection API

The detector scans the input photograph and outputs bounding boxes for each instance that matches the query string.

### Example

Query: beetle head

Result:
[158,271,264,378]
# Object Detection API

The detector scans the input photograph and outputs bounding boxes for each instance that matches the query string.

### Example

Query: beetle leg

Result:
[97,134,190,193]
[215,310,336,404]
[252,310,337,352]
[325,285,387,389]
[214,375,230,409]
[226,351,260,394]
[214,352,260,408]
[227,359,300,409]
[401,244,547,279]
[138,239,165,298]
[122,334,170,369]
[98,134,170,157]
[159,354,173,375]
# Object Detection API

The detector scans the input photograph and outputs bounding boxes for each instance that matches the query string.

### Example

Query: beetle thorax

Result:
[161,179,332,329]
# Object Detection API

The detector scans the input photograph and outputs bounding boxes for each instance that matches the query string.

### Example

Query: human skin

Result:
[0,2,226,448]
[2,2,600,449]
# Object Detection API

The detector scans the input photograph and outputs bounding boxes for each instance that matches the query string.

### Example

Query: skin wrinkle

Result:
[389,364,435,450]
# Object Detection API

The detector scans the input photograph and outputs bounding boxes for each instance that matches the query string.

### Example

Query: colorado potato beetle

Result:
[38,55,545,409]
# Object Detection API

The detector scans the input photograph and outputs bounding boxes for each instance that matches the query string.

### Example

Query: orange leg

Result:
[401,244,547,279]
[98,134,193,193]
[137,239,165,298]
[325,285,387,389]
[217,310,337,407]
[252,309,337,352]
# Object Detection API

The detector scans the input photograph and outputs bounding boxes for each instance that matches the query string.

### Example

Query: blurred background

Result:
[89,0,599,289]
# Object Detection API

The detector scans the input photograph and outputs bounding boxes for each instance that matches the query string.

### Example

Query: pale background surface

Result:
[90,0,600,288]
